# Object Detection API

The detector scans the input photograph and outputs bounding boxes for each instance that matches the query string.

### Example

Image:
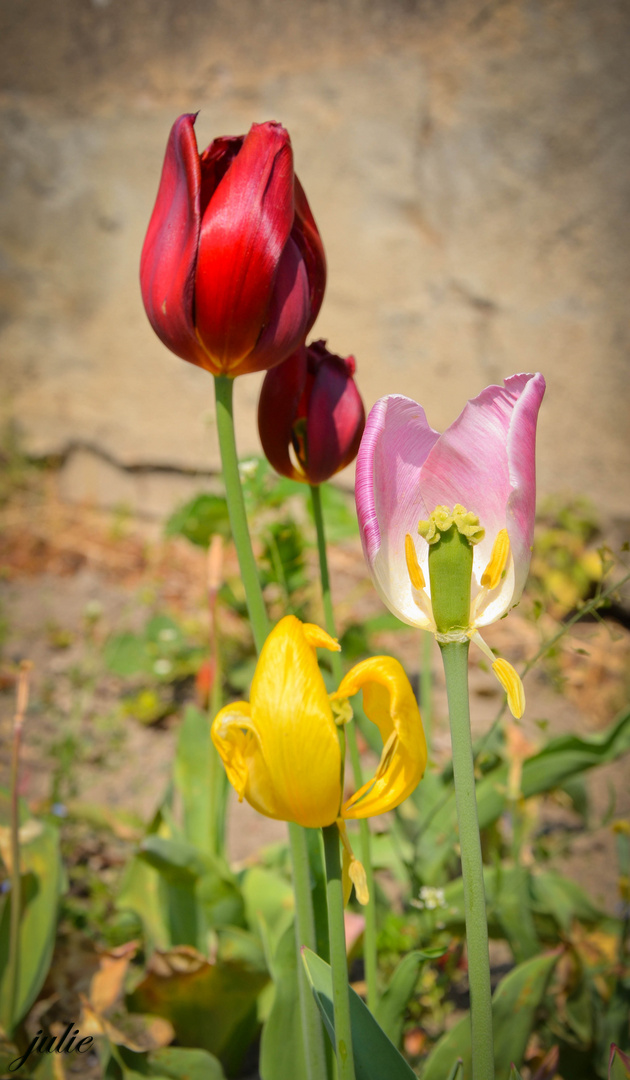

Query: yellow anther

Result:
[492,658,526,719]
[481,529,510,589]
[330,697,353,727]
[405,533,426,589]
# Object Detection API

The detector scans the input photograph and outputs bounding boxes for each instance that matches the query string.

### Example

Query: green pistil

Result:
[418,503,485,546]
[418,506,484,635]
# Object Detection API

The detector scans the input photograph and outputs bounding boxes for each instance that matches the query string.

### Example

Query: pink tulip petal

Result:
[194,121,294,369]
[140,113,208,369]
[418,373,545,609]
[356,396,440,627]
[306,355,365,484]
[235,236,310,376]
[257,346,307,480]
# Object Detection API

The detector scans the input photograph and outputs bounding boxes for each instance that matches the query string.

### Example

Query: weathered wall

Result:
[1,0,629,517]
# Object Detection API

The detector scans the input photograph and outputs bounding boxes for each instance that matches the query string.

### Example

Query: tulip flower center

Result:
[417,505,485,636]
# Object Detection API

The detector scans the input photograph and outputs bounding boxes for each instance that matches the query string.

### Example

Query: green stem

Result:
[421,631,433,751]
[213,376,327,1080]
[323,824,356,1080]
[310,485,378,1013]
[214,375,269,652]
[207,542,227,859]
[439,641,494,1080]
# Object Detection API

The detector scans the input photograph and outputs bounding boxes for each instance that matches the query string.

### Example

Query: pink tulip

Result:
[356,373,546,716]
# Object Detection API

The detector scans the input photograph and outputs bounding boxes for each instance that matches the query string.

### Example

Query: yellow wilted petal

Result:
[336,656,426,819]
[302,623,341,652]
[481,529,510,589]
[492,658,526,719]
[348,858,369,906]
[405,533,426,589]
[337,819,369,906]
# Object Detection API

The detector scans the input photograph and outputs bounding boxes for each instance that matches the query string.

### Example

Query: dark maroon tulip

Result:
[140,114,326,377]
[258,339,365,484]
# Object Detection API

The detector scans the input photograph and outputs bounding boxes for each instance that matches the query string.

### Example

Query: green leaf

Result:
[609,1044,630,1080]
[128,944,268,1060]
[174,706,213,853]
[139,835,211,883]
[421,950,560,1079]
[521,706,630,797]
[302,947,417,1080]
[104,632,152,677]
[165,494,230,547]
[148,1046,225,1079]
[531,869,605,931]
[509,1067,525,1079]
[241,866,294,953]
[260,923,307,1080]
[0,819,64,1031]
[375,949,446,1048]
[445,1062,464,1080]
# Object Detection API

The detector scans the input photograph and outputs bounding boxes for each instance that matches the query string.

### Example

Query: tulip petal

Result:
[293,175,326,331]
[194,122,295,369]
[257,346,307,480]
[355,396,440,629]
[234,237,310,377]
[418,373,545,621]
[247,616,342,828]
[211,701,287,820]
[335,656,427,819]
[306,353,366,484]
[140,114,208,369]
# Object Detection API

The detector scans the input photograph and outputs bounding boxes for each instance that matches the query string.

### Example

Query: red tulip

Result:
[258,339,365,484]
[140,115,326,378]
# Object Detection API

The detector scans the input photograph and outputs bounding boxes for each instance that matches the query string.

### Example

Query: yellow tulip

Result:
[211,615,427,831]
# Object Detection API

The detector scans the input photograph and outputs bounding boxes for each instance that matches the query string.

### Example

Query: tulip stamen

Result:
[337,818,369,906]
[472,529,511,621]
[468,630,525,719]
[404,534,435,625]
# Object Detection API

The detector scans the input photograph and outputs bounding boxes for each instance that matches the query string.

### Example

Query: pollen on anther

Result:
[405,534,426,590]
[481,529,510,589]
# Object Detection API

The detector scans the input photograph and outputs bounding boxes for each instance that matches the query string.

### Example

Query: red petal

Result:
[293,175,326,332]
[306,351,366,484]
[194,122,295,369]
[140,114,208,369]
[257,346,308,480]
[234,237,310,376]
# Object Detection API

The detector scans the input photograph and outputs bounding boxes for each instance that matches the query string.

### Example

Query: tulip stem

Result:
[310,485,379,1014]
[323,824,357,1080]
[214,376,269,652]
[213,376,328,1080]
[439,640,494,1080]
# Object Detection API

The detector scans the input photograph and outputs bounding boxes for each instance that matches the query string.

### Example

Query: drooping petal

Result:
[292,175,326,331]
[194,122,295,370]
[234,236,310,376]
[306,349,365,484]
[334,656,427,819]
[247,616,342,828]
[418,374,545,622]
[140,114,208,370]
[257,346,307,480]
[211,701,288,820]
[355,396,440,629]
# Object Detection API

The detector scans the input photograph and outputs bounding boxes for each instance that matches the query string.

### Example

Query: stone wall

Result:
[1,0,629,518]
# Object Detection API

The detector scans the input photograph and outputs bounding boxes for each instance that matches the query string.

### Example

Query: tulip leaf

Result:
[445,1062,464,1080]
[148,1046,225,1078]
[420,950,560,1080]
[127,942,268,1061]
[165,493,231,547]
[609,1044,630,1080]
[241,866,294,953]
[174,705,214,854]
[302,947,417,1080]
[259,923,308,1080]
[0,818,64,1032]
[375,948,447,1048]
[509,1067,525,1079]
